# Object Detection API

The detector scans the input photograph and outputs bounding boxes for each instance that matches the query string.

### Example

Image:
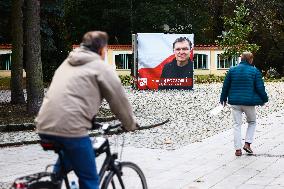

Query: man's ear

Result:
[98,48,103,56]
[99,46,107,60]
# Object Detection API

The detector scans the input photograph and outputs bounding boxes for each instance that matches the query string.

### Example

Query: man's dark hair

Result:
[81,31,108,54]
[173,37,192,50]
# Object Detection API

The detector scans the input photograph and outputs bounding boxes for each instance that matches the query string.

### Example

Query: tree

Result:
[247,0,284,74]
[216,3,260,58]
[24,0,44,115]
[0,0,11,43]
[10,0,25,104]
[209,0,225,42]
[41,0,69,82]
[220,0,284,75]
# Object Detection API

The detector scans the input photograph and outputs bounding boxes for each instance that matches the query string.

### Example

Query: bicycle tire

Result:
[101,161,148,189]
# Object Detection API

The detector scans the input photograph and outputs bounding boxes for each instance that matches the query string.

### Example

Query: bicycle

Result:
[11,121,148,189]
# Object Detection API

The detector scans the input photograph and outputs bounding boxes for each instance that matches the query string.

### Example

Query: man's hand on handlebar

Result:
[122,123,140,132]
[92,121,140,133]
[135,123,140,130]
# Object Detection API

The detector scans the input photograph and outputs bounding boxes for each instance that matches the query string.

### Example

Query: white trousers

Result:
[231,105,256,150]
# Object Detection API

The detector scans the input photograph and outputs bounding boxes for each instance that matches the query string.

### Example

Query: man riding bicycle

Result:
[35,31,138,189]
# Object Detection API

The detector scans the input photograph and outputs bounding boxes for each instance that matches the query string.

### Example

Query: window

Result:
[193,54,208,69]
[115,54,133,70]
[0,54,11,70]
[217,54,238,69]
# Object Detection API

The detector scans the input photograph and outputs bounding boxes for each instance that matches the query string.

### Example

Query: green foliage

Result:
[0,77,11,90]
[0,77,50,90]
[133,0,212,43]
[264,77,284,82]
[265,67,281,79]
[246,0,284,75]
[120,74,226,85]
[41,0,70,82]
[1,0,283,82]
[0,0,11,43]
[216,3,260,58]
[119,75,133,86]
[62,0,213,44]
[194,74,225,83]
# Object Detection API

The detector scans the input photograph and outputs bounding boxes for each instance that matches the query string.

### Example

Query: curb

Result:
[0,140,40,148]
[0,118,169,148]
[0,116,116,132]
[0,132,101,148]
[0,123,35,132]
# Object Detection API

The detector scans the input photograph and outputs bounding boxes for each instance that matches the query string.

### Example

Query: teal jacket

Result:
[220,61,268,106]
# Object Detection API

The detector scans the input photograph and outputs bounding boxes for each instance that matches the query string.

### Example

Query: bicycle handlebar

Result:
[91,118,170,135]
[92,122,123,134]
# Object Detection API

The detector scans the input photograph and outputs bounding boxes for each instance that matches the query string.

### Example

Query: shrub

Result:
[194,74,225,83]
[0,77,49,90]
[265,67,281,79]
[119,75,133,86]
[118,74,226,86]
[265,77,284,82]
[0,77,10,90]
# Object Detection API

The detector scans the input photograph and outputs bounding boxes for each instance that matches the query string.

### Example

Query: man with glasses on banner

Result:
[158,37,194,90]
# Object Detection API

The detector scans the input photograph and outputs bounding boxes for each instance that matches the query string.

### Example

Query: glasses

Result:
[174,47,190,52]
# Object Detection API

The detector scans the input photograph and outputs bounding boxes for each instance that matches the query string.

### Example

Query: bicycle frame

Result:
[11,121,150,189]
[57,151,71,189]
[97,137,125,188]
[40,135,125,189]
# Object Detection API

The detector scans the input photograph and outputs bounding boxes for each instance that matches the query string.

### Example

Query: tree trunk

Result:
[10,0,25,104]
[24,0,44,115]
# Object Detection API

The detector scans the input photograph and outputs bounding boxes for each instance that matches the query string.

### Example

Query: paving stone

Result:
[1,109,284,189]
[237,184,265,189]
[245,176,277,186]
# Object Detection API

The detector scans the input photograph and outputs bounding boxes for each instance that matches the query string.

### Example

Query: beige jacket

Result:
[36,47,137,137]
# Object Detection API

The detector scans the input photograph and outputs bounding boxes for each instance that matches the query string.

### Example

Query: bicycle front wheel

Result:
[101,161,148,189]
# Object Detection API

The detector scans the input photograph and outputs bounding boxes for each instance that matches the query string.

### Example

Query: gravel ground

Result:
[1,82,284,150]
[0,183,10,189]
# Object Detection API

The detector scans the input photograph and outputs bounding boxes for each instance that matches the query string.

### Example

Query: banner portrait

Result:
[137,33,194,90]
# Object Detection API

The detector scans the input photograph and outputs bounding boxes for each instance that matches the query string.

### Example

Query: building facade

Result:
[107,44,240,76]
[0,44,240,77]
[0,44,13,77]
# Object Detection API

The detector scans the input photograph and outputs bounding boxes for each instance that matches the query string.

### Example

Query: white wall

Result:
[0,50,12,55]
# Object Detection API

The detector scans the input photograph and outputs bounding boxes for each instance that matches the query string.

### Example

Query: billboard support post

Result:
[131,34,138,89]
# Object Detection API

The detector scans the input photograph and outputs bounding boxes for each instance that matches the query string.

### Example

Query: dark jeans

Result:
[39,134,99,189]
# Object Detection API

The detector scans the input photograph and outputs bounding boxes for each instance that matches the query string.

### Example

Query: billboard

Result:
[136,33,194,90]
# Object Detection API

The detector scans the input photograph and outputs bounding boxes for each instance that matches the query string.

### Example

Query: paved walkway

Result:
[1,110,284,189]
